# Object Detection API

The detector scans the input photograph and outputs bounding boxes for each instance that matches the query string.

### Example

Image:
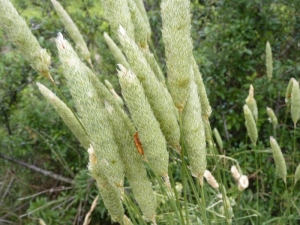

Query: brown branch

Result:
[0,152,74,185]
[83,195,99,225]
[0,177,14,205]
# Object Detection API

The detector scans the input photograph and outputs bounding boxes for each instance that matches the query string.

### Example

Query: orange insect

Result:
[134,132,144,155]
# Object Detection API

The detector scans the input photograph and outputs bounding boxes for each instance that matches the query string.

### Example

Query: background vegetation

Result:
[0,0,299,224]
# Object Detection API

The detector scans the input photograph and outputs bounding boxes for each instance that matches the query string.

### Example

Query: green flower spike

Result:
[182,76,206,185]
[55,33,125,187]
[269,137,287,183]
[117,65,169,183]
[37,83,90,150]
[0,0,52,81]
[243,105,258,146]
[161,0,193,112]
[118,26,180,150]
[51,0,91,65]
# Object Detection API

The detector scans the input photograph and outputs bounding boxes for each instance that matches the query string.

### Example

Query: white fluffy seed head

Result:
[238,175,249,191]
[204,170,219,189]
[230,165,241,181]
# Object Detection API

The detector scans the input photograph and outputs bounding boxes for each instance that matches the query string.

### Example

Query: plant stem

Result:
[268,175,277,215]
[273,124,277,139]
[292,125,296,182]
[279,109,289,147]
[254,145,260,224]
[179,112,190,225]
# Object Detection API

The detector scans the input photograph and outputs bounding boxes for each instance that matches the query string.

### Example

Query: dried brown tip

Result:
[134,131,144,155]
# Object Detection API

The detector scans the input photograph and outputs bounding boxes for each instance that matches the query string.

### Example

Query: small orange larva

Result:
[134,132,144,155]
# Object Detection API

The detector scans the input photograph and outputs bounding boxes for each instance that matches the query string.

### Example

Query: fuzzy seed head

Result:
[266,107,278,126]
[104,80,124,106]
[100,0,135,39]
[105,99,157,222]
[245,85,258,121]
[141,48,166,86]
[132,0,151,39]
[285,78,296,105]
[37,82,90,150]
[103,32,130,69]
[243,105,258,145]
[95,176,124,223]
[230,165,241,181]
[56,33,125,187]
[291,79,300,127]
[39,219,46,225]
[247,84,254,99]
[0,0,52,80]
[127,0,149,48]
[118,29,180,149]
[182,79,206,182]
[161,0,193,111]
[270,136,287,183]
[192,58,212,118]
[204,170,219,189]
[213,128,223,149]
[118,65,169,177]
[104,101,113,115]
[266,41,273,80]
[294,164,300,185]
[52,0,91,63]
[238,175,249,191]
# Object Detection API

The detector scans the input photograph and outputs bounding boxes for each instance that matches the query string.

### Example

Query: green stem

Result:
[181,156,190,225]
[219,185,231,225]
[200,185,209,224]
[279,109,289,147]
[236,192,241,219]
[285,125,297,224]
[268,175,277,215]
[185,166,209,225]
[273,124,277,139]
[169,171,185,225]
[179,112,190,225]
[254,144,260,224]
[292,124,296,182]
[284,183,290,225]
